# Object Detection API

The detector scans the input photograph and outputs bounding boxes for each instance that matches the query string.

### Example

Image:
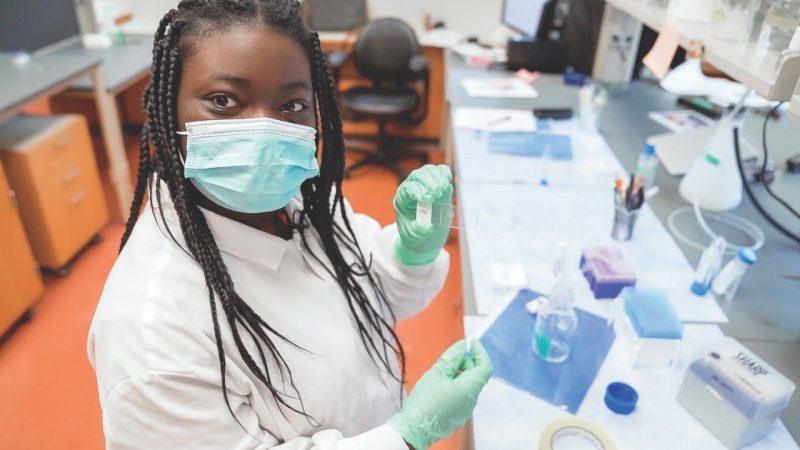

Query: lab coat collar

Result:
[200,207,289,272]
[151,181,295,272]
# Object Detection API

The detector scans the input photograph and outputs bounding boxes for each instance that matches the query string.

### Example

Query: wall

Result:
[98,0,507,43]
[367,0,506,43]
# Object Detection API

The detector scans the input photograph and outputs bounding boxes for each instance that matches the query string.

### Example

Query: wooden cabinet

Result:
[0,115,108,270]
[0,163,43,334]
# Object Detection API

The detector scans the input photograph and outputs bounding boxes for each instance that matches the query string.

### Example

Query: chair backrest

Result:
[353,18,421,83]
[305,0,367,32]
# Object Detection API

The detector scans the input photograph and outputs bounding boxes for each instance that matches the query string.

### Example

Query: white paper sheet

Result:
[453,107,537,132]
[419,29,465,48]
[452,44,508,63]
[461,77,539,99]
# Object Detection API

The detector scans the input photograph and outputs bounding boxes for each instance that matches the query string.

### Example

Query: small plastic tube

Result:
[711,249,757,301]
[416,203,432,226]
[691,236,727,296]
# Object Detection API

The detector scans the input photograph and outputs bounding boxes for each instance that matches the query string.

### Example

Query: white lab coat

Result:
[87,188,449,450]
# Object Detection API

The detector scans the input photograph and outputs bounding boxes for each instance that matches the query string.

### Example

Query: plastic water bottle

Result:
[635,144,659,191]
[533,282,578,364]
[711,249,757,301]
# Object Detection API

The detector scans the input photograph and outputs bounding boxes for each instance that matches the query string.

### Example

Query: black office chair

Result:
[328,18,431,180]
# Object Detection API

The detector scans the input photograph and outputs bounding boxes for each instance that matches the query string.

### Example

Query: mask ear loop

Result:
[175,130,188,165]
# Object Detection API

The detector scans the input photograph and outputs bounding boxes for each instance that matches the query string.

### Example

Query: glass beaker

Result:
[611,204,641,241]
[532,283,578,364]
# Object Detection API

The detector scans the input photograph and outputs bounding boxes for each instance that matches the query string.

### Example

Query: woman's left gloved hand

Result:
[387,339,493,450]
[394,164,454,266]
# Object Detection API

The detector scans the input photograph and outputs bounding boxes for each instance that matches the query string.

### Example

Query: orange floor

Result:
[0,132,465,449]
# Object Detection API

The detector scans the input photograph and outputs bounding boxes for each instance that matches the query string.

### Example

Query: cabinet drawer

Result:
[31,118,94,183]
[43,180,106,264]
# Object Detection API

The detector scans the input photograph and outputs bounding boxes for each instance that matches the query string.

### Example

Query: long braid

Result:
[120,11,177,248]
[304,31,406,382]
[122,0,408,425]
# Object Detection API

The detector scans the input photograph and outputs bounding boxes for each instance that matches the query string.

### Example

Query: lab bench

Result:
[444,50,800,448]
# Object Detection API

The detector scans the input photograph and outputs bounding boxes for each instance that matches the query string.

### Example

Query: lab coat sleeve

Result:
[346,203,449,322]
[101,370,409,450]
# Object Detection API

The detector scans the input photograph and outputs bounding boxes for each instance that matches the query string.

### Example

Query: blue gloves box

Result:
[488,132,573,160]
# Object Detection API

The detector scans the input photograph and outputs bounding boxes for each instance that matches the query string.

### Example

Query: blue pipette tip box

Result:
[622,288,683,340]
[615,287,683,367]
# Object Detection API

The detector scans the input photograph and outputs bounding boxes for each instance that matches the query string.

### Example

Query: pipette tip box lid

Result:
[677,337,796,449]
[615,287,683,367]
[579,245,637,299]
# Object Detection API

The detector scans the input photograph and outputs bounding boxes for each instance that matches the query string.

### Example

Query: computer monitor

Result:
[0,0,82,53]
[501,0,547,39]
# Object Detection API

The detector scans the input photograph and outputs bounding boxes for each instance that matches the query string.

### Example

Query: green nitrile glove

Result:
[394,164,454,266]
[387,339,493,450]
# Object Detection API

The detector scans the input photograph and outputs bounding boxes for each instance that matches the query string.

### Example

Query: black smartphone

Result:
[677,96,725,118]
[533,108,573,120]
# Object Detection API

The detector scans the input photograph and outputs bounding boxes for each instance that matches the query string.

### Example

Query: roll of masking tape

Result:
[538,418,616,450]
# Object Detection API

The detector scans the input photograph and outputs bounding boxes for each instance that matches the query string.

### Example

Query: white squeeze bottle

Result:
[679,114,743,212]
[711,249,757,301]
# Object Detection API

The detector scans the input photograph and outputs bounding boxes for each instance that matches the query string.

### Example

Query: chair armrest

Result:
[405,54,431,125]
[327,50,351,69]
[409,54,430,74]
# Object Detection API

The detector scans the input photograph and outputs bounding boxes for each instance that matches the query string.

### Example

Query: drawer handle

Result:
[8,189,18,210]
[69,190,87,205]
[63,167,81,183]
[54,135,76,149]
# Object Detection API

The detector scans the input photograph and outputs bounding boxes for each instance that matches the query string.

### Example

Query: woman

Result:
[87,1,492,449]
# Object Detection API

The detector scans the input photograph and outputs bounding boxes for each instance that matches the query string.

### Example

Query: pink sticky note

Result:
[642,25,681,80]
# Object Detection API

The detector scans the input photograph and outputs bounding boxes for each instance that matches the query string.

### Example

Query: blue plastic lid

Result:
[621,287,683,339]
[690,281,709,296]
[604,382,638,415]
[643,144,656,156]
[738,248,757,265]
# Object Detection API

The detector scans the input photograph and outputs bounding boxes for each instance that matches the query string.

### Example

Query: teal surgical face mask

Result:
[177,117,319,214]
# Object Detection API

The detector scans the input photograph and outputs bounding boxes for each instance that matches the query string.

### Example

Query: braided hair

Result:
[120,0,405,423]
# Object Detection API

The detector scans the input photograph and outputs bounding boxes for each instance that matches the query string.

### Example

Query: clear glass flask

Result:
[532,282,578,364]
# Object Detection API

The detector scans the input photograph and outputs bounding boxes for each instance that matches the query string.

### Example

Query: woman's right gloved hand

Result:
[387,339,493,450]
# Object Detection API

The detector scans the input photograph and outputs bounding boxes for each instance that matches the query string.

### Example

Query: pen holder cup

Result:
[611,205,640,241]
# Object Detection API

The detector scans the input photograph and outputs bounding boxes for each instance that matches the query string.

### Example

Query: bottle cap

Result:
[643,144,656,156]
[737,248,757,265]
[604,382,638,414]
